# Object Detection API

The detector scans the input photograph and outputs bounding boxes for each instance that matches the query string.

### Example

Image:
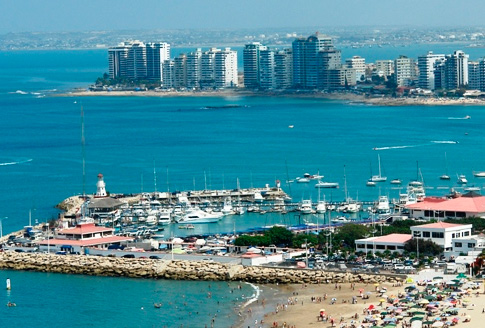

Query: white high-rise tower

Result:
[96,174,107,197]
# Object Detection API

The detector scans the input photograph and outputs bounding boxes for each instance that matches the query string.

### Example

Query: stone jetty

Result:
[0,252,404,284]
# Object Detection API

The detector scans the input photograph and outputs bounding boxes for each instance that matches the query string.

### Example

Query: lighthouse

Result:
[96,173,107,197]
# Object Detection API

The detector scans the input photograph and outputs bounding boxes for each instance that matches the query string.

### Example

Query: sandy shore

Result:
[58,89,485,107]
[238,272,485,328]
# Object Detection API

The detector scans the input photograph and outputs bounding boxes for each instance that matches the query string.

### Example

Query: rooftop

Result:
[58,223,113,235]
[37,235,133,247]
[406,195,485,213]
[412,222,469,229]
[357,233,412,244]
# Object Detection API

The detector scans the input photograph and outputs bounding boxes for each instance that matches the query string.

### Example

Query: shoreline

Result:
[58,89,485,106]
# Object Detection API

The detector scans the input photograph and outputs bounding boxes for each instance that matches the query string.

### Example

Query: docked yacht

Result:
[178,208,223,224]
[299,199,314,214]
[376,196,391,215]
[331,216,351,224]
[221,198,235,215]
[316,200,326,214]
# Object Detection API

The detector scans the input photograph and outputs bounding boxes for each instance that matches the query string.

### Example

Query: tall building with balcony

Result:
[345,56,366,83]
[186,48,202,89]
[214,48,238,88]
[126,40,147,80]
[162,60,174,88]
[443,50,469,90]
[146,42,170,82]
[417,52,445,90]
[274,49,293,89]
[375,60,394,80]
[108,45,128,79]
[479,59,485,92]
[394,55,416,87]
[468,61,480,90]
[292,33,337,89]
[200,49,217,89]
[259,49,275,89]
[243,42,266,88]
[318,47,342,89]
[173,54,187,88]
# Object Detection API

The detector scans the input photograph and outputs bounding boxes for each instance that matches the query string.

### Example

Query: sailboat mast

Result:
[344,165,348,201]
[153,160,157,192]
[378,154,382,177]
[81,105,86,198]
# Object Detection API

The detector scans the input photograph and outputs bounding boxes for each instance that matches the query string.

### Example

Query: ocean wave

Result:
[10,90,29,95]
[431,140,458,144]
[0,158,33,166]
[241,282,260,308]
[373,145,415,150]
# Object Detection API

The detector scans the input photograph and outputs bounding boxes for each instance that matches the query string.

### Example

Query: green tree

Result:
[292,233,318,249]
[265,226,293,246]
[404,239,442,256]
[332,224,371,250]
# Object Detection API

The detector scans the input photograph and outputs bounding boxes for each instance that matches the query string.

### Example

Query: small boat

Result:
[315,181,339,188]
[331,216,351,224]
[464,186,481,192]
[390,179,402,184]
[473,171,485,177]
[299,199,314,214]
[366,180,376,187]
[295,177,310,183]
[457,174,468,184]
[316,200,326,214]
[440,174,451,180]
[154,303,162,308]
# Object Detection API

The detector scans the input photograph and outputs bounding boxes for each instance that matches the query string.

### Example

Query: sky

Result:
[0,0,484,33]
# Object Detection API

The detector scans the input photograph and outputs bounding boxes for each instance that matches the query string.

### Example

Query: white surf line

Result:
[240,282,261,308]
[0,158,33,166]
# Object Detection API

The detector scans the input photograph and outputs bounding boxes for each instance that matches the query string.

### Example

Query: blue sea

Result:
[1,45,485,327]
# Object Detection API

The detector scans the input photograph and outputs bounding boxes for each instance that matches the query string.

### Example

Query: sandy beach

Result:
[238,270,485,328]
[59,89,485,107]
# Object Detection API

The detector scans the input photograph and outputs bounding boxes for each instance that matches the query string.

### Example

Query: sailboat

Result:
[316,184,326,213]
[370,154,387,182]
[366,162,376,186]
[440,152,450,180]
[234,178,245,215]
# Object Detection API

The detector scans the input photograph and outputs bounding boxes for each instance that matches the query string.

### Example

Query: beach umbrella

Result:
[433,277,444,280]
[383,317,396,322]
[452,317,459,322]
[374,283,380,286]
[320,308,325,312]
[414,312,426,316]
[456,273,467,279]
[432,321,444,327]
[423,321,435,325]
[380,299,386,303]
[419,299,429,304]
[381,311,388,315]
[410,317,424,322]
[368,304,375,310]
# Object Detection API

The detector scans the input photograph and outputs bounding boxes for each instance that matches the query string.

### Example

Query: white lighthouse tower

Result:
[96,173,107,197]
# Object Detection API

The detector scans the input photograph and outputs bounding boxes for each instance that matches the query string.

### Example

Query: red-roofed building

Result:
[37,222,133,254]
[405,193,485,220]
[410,222,472,251]
[355,233,412,255]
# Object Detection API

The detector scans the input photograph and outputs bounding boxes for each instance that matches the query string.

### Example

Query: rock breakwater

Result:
[0,252,404,284]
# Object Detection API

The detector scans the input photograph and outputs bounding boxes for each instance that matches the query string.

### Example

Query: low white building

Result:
[410,222,472,252]
[444,234,485,260]
[355,233,412,255]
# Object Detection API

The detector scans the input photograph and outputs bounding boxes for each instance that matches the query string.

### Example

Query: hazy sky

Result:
[1,0,484,33]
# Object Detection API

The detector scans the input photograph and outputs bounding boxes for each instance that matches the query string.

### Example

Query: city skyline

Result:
[2,0,485,33]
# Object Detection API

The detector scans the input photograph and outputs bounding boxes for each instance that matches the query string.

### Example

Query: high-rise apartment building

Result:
[345,56,366,83]
[375,60,394,80]
[243,42,266,88]
[186,48,202,89]
[259,49,275,89]
[146,42,170,82]
[394,55,416,87]
[292,33,337,89]
[417,52,445,90]
[173,54,187,88]
[214,48,238,88]
[468,61,480,90]
[108,40,170,82]
[162,60,174,88]
[444,50,469,89]
[274,49,293,89]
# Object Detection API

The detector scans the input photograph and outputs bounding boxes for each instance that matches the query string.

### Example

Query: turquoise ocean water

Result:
[1,45,485,327]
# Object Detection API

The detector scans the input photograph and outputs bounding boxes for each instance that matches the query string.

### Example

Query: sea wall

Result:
[0,252,404,284]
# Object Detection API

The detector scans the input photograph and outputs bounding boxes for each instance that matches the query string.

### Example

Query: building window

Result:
[432,232,444,238]
[464,231,470,236]
[452,233,455,238]
[397,246,404,249]
[455,242,462,247]
[423,231,430,238]
[376,245,385,250]
[468,243,475,248]
[387,245,396,250]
